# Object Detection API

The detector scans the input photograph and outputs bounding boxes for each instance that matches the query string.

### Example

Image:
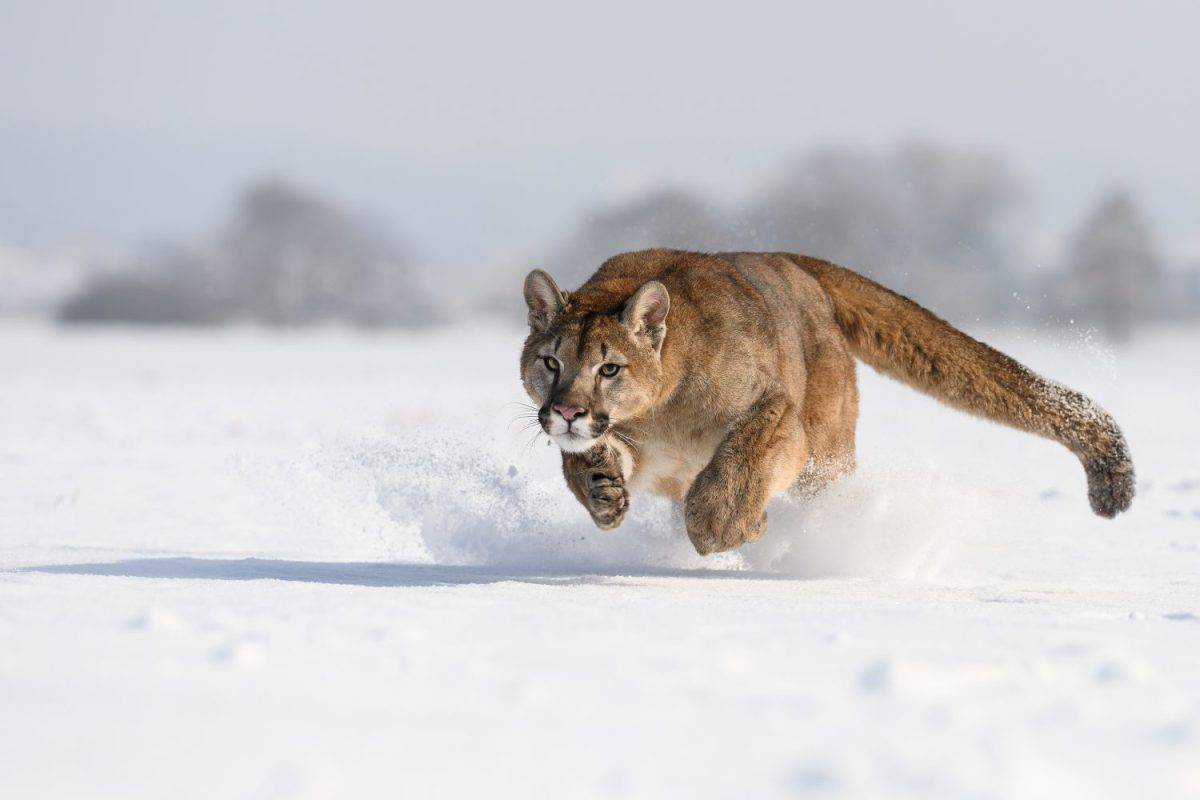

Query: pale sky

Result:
[2,0,1198,262]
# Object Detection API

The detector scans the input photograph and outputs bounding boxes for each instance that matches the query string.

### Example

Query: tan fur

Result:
[520,249,1134,555]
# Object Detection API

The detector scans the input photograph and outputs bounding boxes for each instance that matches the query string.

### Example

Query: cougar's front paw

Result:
[586,469,628,530]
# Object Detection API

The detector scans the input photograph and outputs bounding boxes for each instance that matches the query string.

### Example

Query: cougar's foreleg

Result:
[562,438,634,531]
[684,392,806,555]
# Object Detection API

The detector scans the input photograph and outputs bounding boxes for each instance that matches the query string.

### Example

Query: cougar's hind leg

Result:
[793,360,859,496]
[684,392,807,555]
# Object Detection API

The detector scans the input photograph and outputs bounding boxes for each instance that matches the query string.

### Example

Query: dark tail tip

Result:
[1084,451,1135,518]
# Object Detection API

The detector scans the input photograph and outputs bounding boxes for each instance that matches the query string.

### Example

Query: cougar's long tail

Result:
[795,257,1134,517]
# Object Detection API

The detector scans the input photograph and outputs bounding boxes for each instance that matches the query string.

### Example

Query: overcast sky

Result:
[2,0,1198,263]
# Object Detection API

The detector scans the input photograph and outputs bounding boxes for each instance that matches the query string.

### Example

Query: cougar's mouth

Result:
[551,428,600,453]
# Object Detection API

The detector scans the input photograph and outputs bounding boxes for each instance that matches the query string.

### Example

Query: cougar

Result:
[519,249,1133,555]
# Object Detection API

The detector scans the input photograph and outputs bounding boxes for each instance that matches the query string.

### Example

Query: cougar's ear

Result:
[621,280,670,351]
[523,269,567,332]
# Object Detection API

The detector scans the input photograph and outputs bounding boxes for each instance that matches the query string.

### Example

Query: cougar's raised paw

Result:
[586,470,628,530]
[586,468,623,489]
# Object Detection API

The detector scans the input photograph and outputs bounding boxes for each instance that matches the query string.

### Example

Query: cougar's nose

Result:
[552,403,587,421]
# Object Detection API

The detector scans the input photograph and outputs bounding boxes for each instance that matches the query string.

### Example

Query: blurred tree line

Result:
[539,142,1179,341]
[61,179,437,327]
[61,143,1190,339]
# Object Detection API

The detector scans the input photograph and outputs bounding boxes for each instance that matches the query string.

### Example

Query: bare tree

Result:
[746,142,1023,319]
[1059,189,1162,341]
[746,147,903,270]
[220,179,433,326]
[543,187,730,286]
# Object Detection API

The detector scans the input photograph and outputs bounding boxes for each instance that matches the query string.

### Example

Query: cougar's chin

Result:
[552,430,600,453]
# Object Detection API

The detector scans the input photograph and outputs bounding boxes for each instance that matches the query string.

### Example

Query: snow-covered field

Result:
[2,320,1198,799]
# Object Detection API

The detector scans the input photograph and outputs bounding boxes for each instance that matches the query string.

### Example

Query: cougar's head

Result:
[519,269,670,453]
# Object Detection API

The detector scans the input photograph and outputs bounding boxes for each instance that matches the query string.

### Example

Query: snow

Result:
[2,321,1198,799]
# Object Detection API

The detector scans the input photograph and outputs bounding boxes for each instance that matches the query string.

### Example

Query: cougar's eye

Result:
[599,363,621,378]
[543,356,560,372]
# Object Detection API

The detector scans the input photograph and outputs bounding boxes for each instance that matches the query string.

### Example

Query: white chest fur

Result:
[623,430,723,501]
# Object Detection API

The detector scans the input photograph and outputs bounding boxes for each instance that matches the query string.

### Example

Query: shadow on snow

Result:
[15,556,796,588]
